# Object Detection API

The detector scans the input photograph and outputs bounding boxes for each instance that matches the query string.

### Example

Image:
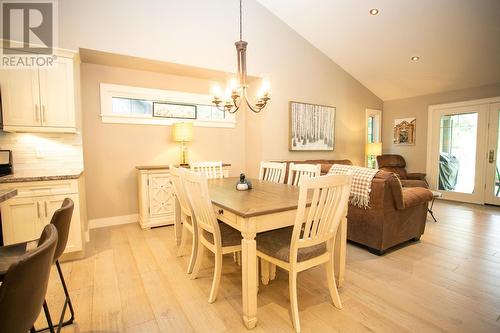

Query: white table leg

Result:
[241,224,258,329]
[334,215,347,287]
[174,195,182,246]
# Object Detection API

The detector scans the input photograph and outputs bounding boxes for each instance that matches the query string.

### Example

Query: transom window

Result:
[100,84,235,128]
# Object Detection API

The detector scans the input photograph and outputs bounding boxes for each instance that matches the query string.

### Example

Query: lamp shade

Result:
[172,122,193,142]
[365,142,382,156]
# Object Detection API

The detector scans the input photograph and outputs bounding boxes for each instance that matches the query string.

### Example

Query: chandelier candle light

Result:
[212,0,271,113]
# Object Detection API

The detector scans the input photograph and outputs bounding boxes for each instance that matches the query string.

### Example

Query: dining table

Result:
[173,177,347,329]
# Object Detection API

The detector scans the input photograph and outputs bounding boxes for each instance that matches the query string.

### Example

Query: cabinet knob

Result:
[218,209,224,215]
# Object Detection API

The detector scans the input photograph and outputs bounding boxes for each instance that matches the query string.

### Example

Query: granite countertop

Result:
[0,188,17,203]
[0,170,84,184]
[136,164,231,170]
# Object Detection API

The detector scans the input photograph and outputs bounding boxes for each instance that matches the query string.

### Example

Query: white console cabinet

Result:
[136,165,231,229]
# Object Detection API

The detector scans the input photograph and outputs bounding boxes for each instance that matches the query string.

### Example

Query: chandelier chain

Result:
[239,0,243,41]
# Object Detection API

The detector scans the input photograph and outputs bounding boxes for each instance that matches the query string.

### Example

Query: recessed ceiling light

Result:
[369,8,379,15]
[411,56,420,61]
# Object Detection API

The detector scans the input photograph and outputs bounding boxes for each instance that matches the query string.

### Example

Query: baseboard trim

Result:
[89,214,138,229]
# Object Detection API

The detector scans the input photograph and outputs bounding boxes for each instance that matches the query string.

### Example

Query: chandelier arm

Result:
[243,93,265,113]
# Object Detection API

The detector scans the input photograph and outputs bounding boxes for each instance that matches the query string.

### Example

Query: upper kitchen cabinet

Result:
[0,49,79,133]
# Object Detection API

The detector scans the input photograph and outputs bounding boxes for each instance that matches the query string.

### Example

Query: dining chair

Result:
[191,161,224,179]
[0,224,58,333]
[260,162,323,285]
[259,161,287,184]
[256,174,351,332]
[0,199,75,333]
[170,165,198,274]
[182,170,242,303]
[287,163,321,186]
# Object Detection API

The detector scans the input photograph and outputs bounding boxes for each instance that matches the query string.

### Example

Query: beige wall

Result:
[64,0,383,220]
[382,83,500,172]
[81,64,247,219]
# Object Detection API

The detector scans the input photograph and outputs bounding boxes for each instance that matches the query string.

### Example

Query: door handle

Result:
[36,202,41,219]
[35,104,40,121]
[42,105,47,123]
[44,201,48,217]
[489,150,495,163]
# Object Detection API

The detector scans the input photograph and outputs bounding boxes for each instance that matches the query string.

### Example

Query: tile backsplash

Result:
[0,132,84,173]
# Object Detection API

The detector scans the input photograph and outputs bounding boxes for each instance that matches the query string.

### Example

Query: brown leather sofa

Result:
[279,159,433,254]
[376,154,429,188]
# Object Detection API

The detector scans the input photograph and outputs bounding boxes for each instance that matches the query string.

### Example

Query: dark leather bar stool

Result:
[0,198,75,332]
[0,224,58,333]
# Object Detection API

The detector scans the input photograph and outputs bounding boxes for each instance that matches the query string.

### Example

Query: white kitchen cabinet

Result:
[136,165,231,229]
[0,178,85,256]
[0,67,40,127]
[0,49,78,133]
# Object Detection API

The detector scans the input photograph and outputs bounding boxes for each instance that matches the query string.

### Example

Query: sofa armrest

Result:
[407,172,426,180]
[402,188,433,209]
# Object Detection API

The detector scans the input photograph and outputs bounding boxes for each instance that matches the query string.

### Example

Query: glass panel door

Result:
[438,113,478,193]
[428,103,488,204]
[485,103,500,205]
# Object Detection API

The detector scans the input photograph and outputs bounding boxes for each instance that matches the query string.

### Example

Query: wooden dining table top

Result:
[208,177,311,218]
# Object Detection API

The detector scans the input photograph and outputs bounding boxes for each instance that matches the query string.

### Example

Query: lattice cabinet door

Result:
[147,173,174,217]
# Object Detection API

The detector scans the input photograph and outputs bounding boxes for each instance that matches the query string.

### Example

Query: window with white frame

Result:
[100,84,235,128]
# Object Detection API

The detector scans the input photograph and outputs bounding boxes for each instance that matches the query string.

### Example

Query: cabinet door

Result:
[1,198,42,245]
[43,194,82,253]
[38,57,75,128]
[147,174,174,217]
[0,67,41,126]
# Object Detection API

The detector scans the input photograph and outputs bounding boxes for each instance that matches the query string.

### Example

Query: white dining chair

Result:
[170,166,198,274]
[182,170,242,303]
[260,162,323,285]
[258,161,287,184]
[190,161,224,179]
[287,163,322,186]
[255,174,351,332]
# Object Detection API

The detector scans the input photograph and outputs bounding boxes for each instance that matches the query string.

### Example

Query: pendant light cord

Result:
[239,0,243,41]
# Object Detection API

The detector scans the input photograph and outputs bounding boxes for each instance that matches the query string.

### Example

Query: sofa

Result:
[279,159,433,254]
[376,154,429,188]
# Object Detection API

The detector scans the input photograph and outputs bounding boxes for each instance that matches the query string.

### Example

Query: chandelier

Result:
[211,0,271,113]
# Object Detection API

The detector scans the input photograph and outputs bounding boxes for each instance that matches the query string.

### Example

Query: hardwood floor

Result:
[36,200,500,332]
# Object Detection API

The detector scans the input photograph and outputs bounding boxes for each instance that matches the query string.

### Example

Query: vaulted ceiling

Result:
[257,0,500,100]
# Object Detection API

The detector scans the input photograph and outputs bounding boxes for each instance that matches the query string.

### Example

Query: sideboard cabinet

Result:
[136,165,231,229]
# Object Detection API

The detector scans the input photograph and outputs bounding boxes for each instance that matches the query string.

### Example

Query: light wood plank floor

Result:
[36,200,500,332]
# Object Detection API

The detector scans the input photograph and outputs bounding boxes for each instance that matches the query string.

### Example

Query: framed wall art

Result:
[153,102,197,119]
[289,101,335,151]
[393,117,416,145]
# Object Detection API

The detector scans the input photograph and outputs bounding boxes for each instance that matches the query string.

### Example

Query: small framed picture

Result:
[393,117,416,145]
[153,102,197,119]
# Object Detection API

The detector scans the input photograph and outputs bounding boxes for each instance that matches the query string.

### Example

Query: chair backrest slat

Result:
[290,174,351,262]
[259,161,287,184]
[170,166,192,218]
[182,170,222,244]
[191,161,223,179]
[287,163,321,186]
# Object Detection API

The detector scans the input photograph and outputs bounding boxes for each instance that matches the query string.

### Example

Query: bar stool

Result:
[0,224,58,333]
[0,198,75,332]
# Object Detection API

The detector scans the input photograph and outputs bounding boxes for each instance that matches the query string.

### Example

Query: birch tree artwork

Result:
[289,101,335,151]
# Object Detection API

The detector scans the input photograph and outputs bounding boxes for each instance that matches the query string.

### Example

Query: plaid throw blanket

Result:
[328,164,378,209]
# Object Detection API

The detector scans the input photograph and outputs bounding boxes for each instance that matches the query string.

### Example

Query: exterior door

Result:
[0,67,41,126]
[148,174,174,217]
[485,102,500,205]
[38,57,75,127]
[427,103,489,204]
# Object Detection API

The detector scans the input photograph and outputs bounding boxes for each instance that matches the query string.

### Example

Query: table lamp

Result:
[365,142,382,169]
[172,122,193,166]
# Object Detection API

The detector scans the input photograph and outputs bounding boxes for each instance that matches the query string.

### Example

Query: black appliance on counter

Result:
[0,150,13,177]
